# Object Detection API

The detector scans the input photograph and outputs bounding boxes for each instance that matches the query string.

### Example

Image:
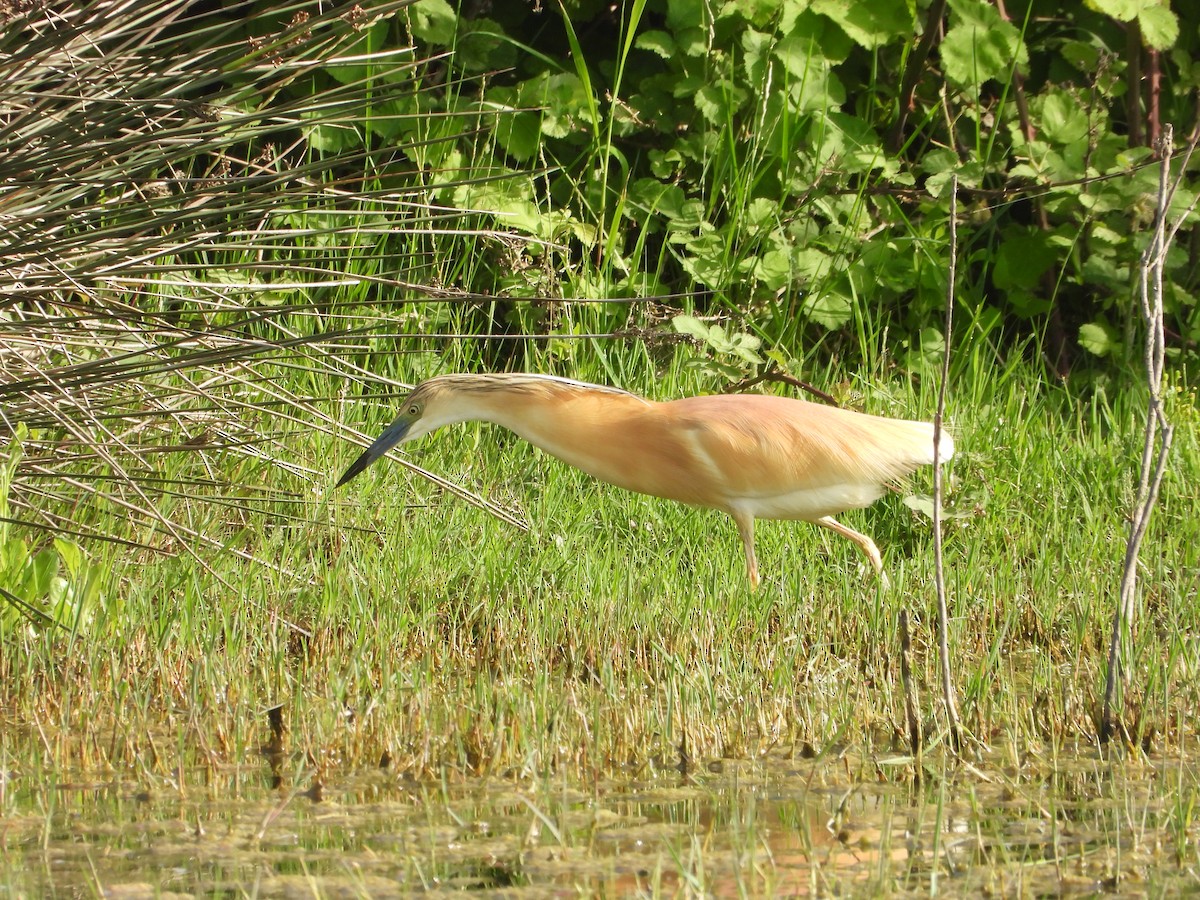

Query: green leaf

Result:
[1006,290,1052,317]
[672,314,711,341]
[1084,0,1153,21]
[809,111,885,173]
[993,228,1057,291]
[407,0,457,44]
[1041,92,1091,145]
[802,287,853,329]
[667,0,708,30]
[941,1,1028,87]
[810,0,913,49]
[729,332,764,364]
[521,72,590,139]
[456,18,517,74]
[676,26,709,56]
[681,232,729,287]
[635,30,675,58]
[1079,320,1120,356]
[323,19,389,86]
[301,116,358,154]
[902,494,937,519]
[1059,39,1100,72]
[745,198,779,228]
[694,83,727,124]
[490,108,541,162]
[754,248,793,290]
[1137,4,1179,50]
[903,327,947,369]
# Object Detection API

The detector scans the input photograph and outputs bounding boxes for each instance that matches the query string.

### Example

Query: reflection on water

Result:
[2,745,1197,897]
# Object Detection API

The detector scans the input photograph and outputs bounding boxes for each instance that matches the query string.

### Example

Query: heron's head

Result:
[335,379,462,487]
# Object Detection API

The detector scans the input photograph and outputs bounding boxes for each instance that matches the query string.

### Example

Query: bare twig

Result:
[899,609,922,761]
[1127,21,1144,148]
[726,364,840,407]
[1147,49,1161,150]
[1101,125,1196,743]
[933,175,963,753]
[888,0,948,152]
[994,0,1036,146]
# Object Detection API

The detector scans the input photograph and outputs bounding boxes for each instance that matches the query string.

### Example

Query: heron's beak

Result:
[335,416,413,487]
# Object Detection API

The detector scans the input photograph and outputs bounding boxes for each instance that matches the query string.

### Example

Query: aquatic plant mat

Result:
[3,737,1198,897]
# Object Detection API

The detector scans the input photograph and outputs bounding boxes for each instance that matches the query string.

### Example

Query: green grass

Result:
[2,3,1199,891]
[4,350,1197,785]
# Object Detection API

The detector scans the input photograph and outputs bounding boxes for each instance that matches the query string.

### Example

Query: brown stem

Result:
[994,0,1035,145]
[1147,49,1161,151]
[1127,20,1143,147]
[933,175,963,754]
[726,365,841,407]
[899,609,922,760]
[888,0,948,153]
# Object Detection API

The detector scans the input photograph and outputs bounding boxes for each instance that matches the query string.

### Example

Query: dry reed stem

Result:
[933,175,962,753]
[1101,125,1198,744]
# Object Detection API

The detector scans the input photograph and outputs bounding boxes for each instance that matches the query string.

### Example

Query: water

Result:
[3,745,1197,897]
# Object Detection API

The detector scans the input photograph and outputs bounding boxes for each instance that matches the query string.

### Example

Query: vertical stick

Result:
[899,609,922,765]
[1100,125,1192,743]
[934,175,963,753]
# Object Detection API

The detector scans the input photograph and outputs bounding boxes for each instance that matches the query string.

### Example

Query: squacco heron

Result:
[336,374,953,588]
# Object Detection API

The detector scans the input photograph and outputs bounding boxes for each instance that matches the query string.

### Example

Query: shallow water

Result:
[2,744,1197,897]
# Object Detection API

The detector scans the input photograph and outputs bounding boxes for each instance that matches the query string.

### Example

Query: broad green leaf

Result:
[755,249,792,290]
[941,1,1028,87]
[745,198,779,228]
[903,326,947,369]
[301,116,358,154]
[741,28,772,83]
[672,314,711,341]
[1079,320,1120,356]
[774,33,822,78]
[1084,0,1154,21]
[682,232,730,287]
[52,540,83,573]
[490,108,541,162]
[1138,4,1179,50]
[364,98,413,140]
[1060,39,1100,72]
[730,332,764,364]
[810,0,913,49]
[456,18,516,73]
[695,83,728,124]
[993,228,1057,291]
[793,246,831,280]
[802,287,853,329]
[30,548,58,597]
[323,19,389,86]
[521,73,590,139]
[1041,92,1090,145]
[407,0,457,44]
[1006,290,1053,317]
[676,26,709,56]
[454,178,548,239]
[635,31,675,58]
[667,0,708,30]
[628,179,687,222]
[809,111,885,173]
[902,494,936,519]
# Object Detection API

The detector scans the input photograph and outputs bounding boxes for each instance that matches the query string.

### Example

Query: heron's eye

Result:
[408,404,421,416]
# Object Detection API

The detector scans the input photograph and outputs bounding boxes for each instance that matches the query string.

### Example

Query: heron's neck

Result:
[462,380,651,470]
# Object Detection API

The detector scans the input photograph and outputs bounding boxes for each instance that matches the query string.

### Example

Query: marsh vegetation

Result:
[1,0,1198,894]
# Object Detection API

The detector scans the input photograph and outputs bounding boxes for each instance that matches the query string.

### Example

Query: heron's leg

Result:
[731,510,760,591]
[815,516,888,586]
